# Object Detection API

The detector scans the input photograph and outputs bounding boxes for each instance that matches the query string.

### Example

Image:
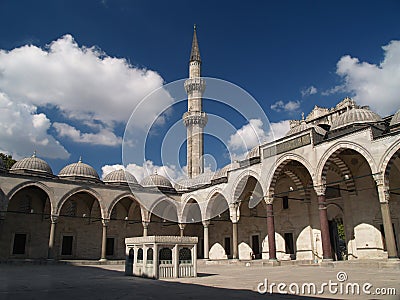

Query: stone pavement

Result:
[0,261,399,299]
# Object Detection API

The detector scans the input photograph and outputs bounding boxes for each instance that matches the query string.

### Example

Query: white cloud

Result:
[227,119,291,160]
[0,92,69,159]
[329,40,400,115]
[271,100,300,112]
[0,34,172,157]
[53,122,122,146]
[228,119,267,152]
[301,86,317,97]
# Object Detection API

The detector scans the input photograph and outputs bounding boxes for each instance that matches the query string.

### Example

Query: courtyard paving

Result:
[0,261,399,299]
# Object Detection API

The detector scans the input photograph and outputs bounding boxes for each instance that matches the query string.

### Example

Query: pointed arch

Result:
[107,192,141,220]
[379,139,400,185]
[57,186,105,218]
[316,141,377,185]
[266,153,315,198]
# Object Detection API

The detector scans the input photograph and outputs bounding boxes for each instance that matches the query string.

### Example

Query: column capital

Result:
[373,173,387,187]
[314,185,326,196]
[142,221,149,228]
[50,215,59,224]
[101,219,110,226]
[178,223,186,230]
[202,220,210,227]
[263,196,273,205]
[229,202,240,223]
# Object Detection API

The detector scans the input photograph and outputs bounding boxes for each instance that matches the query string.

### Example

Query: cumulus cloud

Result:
[0,92,69,159]
[271,100,300,112]
[0,34,172,158]
[53,122,122,146]
[227,119,291,160]
[301,86,317,97]
[327,40,400,115]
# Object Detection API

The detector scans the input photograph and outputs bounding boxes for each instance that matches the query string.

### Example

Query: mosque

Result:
[0,28,400,264]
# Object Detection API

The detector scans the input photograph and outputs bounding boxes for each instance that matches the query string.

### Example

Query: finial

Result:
[78,156,82,163]
[301,112,305,120]
[154,169,158,175]
[194,24,196,30]
[32,150,37,158]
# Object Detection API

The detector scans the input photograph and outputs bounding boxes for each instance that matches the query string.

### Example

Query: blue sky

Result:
[0,0,400,182]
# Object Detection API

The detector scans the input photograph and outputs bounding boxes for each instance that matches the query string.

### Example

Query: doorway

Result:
[251,235,261,259]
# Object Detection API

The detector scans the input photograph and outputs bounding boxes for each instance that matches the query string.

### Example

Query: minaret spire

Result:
[190,24,201,63]
[183,26,207,178]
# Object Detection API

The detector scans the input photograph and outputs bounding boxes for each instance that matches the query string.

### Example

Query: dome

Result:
[103,169,138,184]
[175,172,214,191]
[246,146,260,159]
[331,108,382,130]
[390,109,400,127]
[59,158,99,180]
[140,173,173,188]
[285,121,326,136]
[10,153,53,176]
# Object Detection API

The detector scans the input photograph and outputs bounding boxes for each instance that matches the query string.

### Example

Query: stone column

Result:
[100,219,109,261]
[315,185,333,260]
[202,220,210,259]
[229,202,240,259]
[375,175,398,259]
[142,221,149,237]
[192,244,197,276]
[265,198,277,260]
[178,223,186,237]
[153,244,158,279]
[173,245,179,278]
[232,222,238,259]
[48,215,58,259]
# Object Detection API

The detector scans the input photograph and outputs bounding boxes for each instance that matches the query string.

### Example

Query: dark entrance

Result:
[251,235,261,259]
[284,233,294,256]
[61,235,73,256]
[12,233,27,255]
[224,237,231,257]
[106,238,114,256]
[329,219,346,260]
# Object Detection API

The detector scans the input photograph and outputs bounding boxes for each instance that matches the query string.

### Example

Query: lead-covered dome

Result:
[59,158,99,181]
[103,169,138,184]
[390,109,400,127]
[140,173,173,188]
[285,121,326,136]
[331,108,382,130]
[10,153,53,176]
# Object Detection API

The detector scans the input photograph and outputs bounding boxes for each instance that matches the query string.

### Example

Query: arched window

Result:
[159,247,172,264]
[147,248,153,264]
[137,248,143,263]
[179,247,192,264]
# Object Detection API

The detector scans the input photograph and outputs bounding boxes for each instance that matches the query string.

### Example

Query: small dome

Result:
[212,161,240,181]
[331,108,382,130]
[10,153,53,176]
[285,121,326,136]
[59,158,99,181]
[140,173,173,188]
[175,172,214,191]
[103,169,138,184]
[246,146,260,159]
[390,109,400,127]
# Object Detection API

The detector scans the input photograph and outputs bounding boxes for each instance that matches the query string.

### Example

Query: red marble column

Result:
[266,202,277,260]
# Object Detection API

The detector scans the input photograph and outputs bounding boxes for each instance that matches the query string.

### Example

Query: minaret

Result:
[183,25,207,178]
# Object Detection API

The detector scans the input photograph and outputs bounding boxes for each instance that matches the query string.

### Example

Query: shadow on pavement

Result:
[0,264,336,299]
